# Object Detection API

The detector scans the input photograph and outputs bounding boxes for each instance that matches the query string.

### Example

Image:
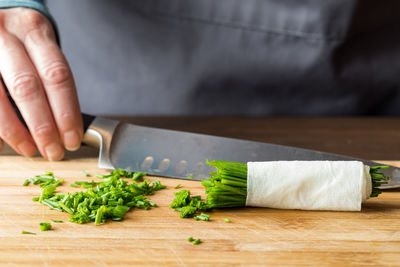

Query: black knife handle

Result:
[82,113,95,133]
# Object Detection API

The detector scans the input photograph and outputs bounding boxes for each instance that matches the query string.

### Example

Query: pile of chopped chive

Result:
[201,160,390,208]
[25,169,166,225]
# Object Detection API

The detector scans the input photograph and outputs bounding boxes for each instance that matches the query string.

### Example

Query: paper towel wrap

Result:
[246,161,371,211]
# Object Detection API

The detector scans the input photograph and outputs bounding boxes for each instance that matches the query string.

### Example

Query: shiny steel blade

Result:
[83,117,400,188]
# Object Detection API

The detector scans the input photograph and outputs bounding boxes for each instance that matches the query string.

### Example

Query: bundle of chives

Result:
[202,160,389,208]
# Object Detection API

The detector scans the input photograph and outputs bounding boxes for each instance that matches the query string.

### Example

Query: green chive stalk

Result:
[202,160,390,208]
[370,166,390,197]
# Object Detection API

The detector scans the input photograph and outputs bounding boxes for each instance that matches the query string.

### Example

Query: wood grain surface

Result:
[1,156,400,266]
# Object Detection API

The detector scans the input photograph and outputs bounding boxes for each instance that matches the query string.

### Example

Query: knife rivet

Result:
[193,162,205,176]
[141,156,154,170]
[158,158,171,172]
[175,160,187,175]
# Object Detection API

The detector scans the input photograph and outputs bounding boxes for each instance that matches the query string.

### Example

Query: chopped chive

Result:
[194,213,210,221]
[187,236,194,242]
[224,218,231,223]
[22,179,30,186]
[187,175,194,179]
[132,172,146,182]
[95,205,106,225]
[59,202,74,214]
[21,230,36,235]
[169,190,209,218]
[174,184,182,189]
[72,180,100,188]
[82,170,90,177]
[39,222,52,231]
[192,239,201,245]
[51,220,64,223]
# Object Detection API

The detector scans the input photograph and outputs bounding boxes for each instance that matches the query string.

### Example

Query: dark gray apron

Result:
[47,0,400,115]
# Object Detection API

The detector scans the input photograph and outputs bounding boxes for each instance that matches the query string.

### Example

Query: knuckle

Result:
[56,111,76,130]
[41,62,71,87]
[24,24,55,45]
[32,123,54,140]
[59,110,75,123]
[10,72,40,101]
[0,127,18,141]
[23,9,46,27]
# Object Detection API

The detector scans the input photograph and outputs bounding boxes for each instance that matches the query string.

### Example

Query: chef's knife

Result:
[82,114,400,189]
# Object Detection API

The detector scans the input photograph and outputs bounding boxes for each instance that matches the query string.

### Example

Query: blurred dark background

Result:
[47,0,400,116]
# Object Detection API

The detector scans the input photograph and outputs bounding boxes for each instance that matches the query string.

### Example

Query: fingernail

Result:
[44,142,64,161]
[64,130,81,151]
[17,141,36,157]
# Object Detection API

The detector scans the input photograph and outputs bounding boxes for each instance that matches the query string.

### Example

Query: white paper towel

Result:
[246,161,371,211]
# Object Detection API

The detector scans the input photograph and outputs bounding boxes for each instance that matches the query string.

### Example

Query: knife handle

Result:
[82,113,96,132]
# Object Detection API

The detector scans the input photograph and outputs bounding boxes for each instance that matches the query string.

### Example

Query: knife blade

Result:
[82,115,400,189]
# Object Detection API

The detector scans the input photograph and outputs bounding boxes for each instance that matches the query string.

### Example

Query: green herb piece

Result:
[113,168,135,178]
[51,220,64,223]
[187,175,193,179]
[224,218,231,223]
[22,179,30,186]
[28,170,166,225]
[194,213,210,221]
[181,206,197,218]
[70,183,78,188]
[69,213,90,224]
[370,166,390,197]
[187,236,194,242]
[82,170,90,177]
[95,205,107,225]
[72,180,100,188]
[39,222,52,231]
[132,172,146,182]
[192,239,201,245]
[169,189,209,218]
[21,230,36,235]
[174,184,182,189]
[170,190,191,209]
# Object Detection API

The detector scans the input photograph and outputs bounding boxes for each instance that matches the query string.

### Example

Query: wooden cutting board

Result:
[1,156,400,266]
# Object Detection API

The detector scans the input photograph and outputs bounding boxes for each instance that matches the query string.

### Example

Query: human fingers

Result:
[22,15,83,151]
[0,80,37,156]
[0,30,64,160]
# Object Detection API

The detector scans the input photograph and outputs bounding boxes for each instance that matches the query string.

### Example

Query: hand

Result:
[0,7,82,160]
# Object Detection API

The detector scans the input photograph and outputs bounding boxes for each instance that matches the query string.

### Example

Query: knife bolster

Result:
[82,117,120,169]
